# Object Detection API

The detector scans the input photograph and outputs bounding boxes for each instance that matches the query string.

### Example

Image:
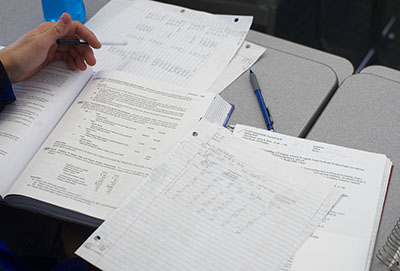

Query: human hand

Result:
[0,13,101,83]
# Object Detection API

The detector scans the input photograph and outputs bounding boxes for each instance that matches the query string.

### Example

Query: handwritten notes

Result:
[77,121,342,271]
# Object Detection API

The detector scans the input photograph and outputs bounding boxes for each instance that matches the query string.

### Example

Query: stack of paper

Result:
[73,2,347,270]
[85,0,265,93]
[2,0,264,225]
[77,121,343,271]
[232,125,392,271]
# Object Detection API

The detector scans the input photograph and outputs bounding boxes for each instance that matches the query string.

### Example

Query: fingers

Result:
[43,13,72,44]
[59,46,92,71]
[62,53,77,70]
[1,12,100,82]
[39,12,100,50]
[67,46,86,70]
[35,12,100,72]
[57,14,100,70]
[75,45,96,66]
[67,21,101,49]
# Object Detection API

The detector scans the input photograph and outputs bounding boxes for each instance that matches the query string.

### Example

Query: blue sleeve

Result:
[0,60,16,111]
[0,239,22,271]
[0,65,19,270]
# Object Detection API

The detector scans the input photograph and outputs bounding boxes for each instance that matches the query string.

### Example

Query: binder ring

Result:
[377,217,400,270]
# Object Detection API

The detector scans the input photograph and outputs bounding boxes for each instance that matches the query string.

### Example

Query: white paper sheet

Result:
[232,124,391,271]
[0,62,93,196]
[9,71,214,219]
[85,0,253,91]
[208,41,266,93]
[77,121,343,271]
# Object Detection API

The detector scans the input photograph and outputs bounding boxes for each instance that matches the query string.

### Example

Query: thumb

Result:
[44,13,72,42]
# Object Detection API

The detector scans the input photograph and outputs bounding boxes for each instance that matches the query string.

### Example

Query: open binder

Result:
[377,217,400,270]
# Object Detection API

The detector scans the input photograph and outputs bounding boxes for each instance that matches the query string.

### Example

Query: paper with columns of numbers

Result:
[86,1,265,94]
[85,0,253,91]
[208,41,266,94]
[77,121,343,271]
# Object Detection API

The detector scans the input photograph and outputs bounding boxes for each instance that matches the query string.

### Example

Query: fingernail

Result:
[59,13,68,25]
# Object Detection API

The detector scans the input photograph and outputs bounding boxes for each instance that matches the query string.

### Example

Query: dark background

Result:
[159,0,400,72]
[275,0,400,71]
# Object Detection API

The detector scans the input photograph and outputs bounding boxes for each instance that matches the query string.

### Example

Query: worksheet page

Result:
[9,71,214,220]
[208,41,266,94]
[0,62,93,197]
[232,124,392,271]
[86,0,252,91]
[77,121,343,271]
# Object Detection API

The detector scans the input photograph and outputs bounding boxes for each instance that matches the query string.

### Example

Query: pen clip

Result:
[226,124,236,132]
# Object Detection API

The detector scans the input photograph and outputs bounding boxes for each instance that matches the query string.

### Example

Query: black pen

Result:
[249,69,274,131]
[56,39,127,46]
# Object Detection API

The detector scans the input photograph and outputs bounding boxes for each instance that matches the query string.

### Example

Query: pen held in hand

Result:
[249,69,274,131]
[56,39,128,46]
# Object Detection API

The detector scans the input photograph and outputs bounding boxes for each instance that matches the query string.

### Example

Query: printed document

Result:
[232,124,392,271]
[208,41,266,93]
[85,0,253,91]
[77,121,343,271]
[0,62,93,196]
[9,71,214,220]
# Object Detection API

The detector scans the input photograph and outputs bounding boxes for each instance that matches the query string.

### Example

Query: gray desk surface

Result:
[220,28,353,136]
[0,0,353,138]
[362,65,400,81]
[308,71,400,271]
[221,43,339,136]
[245,30,354,85]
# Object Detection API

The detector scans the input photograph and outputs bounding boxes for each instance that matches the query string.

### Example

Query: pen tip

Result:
[249,69,253,74]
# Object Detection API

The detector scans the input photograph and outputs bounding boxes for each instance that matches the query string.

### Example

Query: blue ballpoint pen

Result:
[249,69,274,131]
